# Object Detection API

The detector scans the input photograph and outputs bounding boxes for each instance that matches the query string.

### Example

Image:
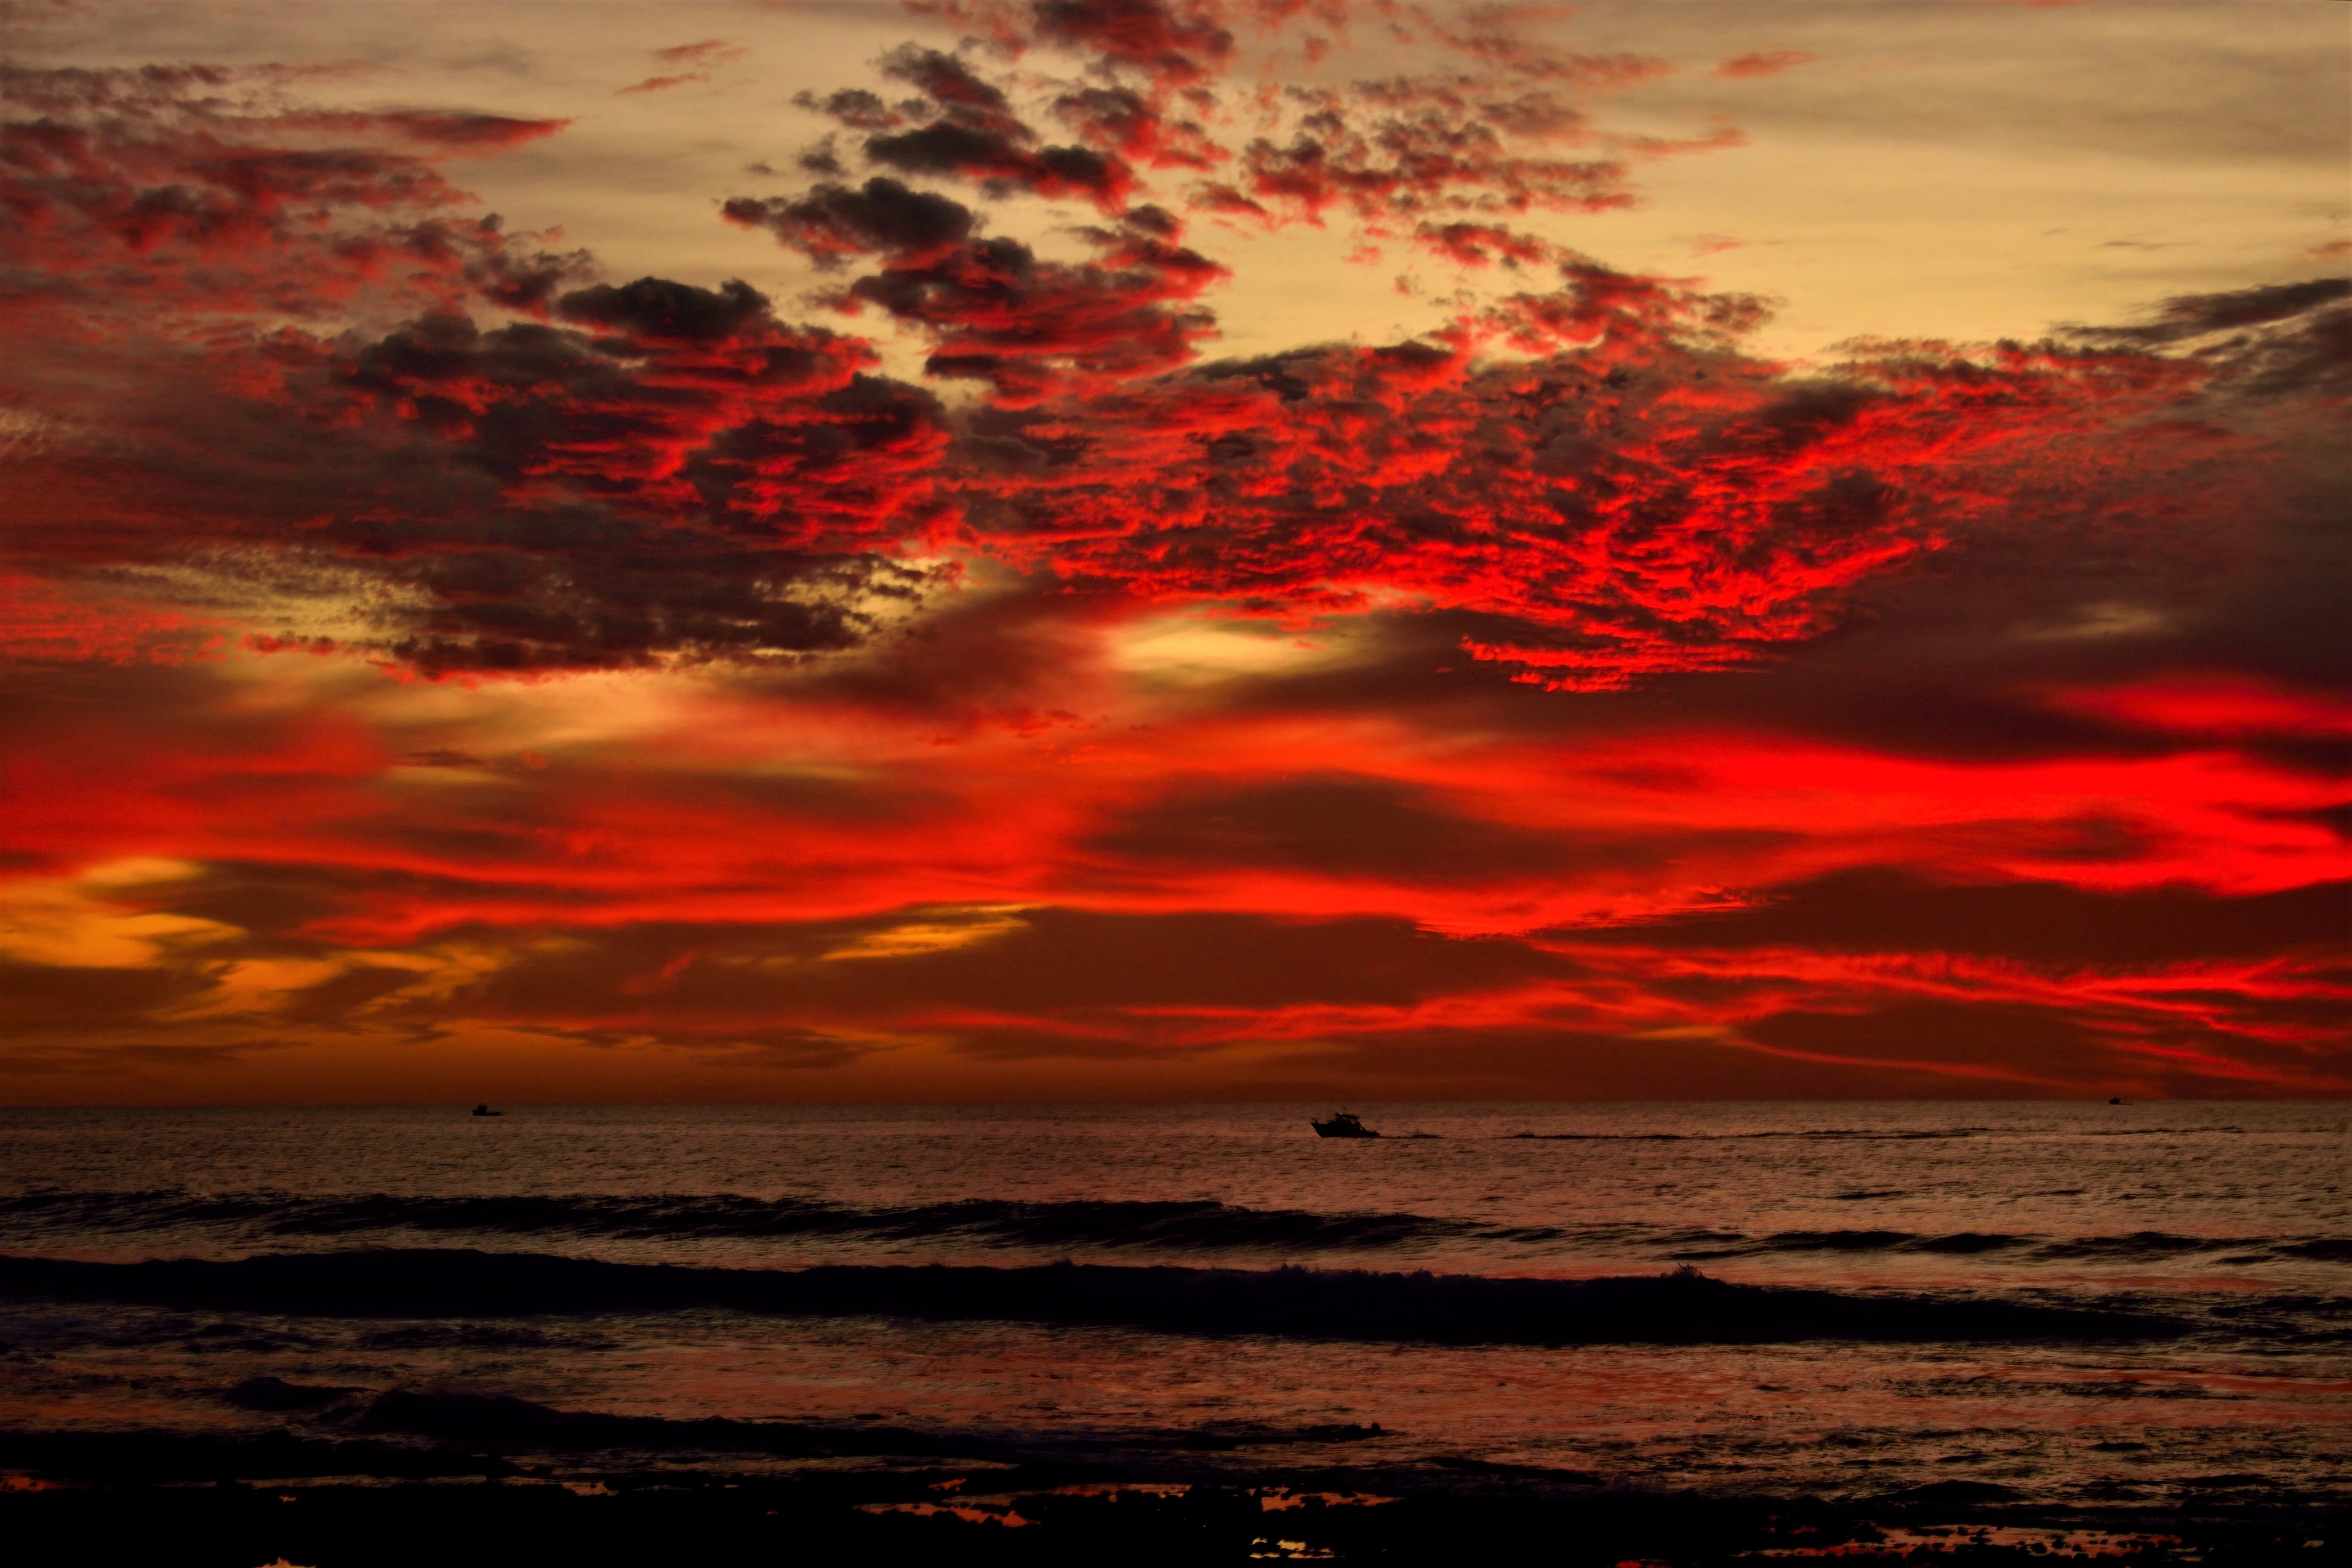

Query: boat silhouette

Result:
[471,1104,502,1118]
[1311,1110,1379,1139]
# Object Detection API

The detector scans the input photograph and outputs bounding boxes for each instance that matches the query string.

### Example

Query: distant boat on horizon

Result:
[1312,1110,1379,1139]
[471,1104,502,1117]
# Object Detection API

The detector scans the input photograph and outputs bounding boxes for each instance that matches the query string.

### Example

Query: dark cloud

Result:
[332,304,903,511]
[1051,84,1219,169]
[1743,1001,2125,1078]
[455,907,1569,1025]
[2137,277,2351,338]
[1030,0,1237,88]
[683,372,953,539]
[3,241,949,672]
[0,63,579,323]
[557,276,774,344]
[369,530,918,676]
[0,962,211,1032]
[865,120,1135,207]
[848,44,1141,208]
[730,200,1226,402]
[862,234,1223,397]
[2064,277,2352,401]
[1205,87,1637,227]
[722,177,977,268]
[794,87,903,133]
[1089,775,1791,885]
[879,44,1020,122]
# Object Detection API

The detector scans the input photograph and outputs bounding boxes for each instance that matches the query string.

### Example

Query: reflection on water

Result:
[0,1102,2345,1507]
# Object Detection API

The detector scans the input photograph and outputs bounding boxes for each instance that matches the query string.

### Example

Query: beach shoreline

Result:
[4,1442,2339,1565]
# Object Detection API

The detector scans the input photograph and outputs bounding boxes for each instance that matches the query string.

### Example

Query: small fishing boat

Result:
[1312,1110,1379,1139]
[471,1103,502,1117]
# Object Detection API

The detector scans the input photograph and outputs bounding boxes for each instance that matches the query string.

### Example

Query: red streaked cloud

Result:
[1714,52,1817,80]
[618,38,749,95]
[0,1,2343,1100]
[2049,678,2352,741]
[13,684,2338,943]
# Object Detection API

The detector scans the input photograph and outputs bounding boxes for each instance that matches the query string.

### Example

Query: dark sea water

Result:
[3,1102,2347,1515]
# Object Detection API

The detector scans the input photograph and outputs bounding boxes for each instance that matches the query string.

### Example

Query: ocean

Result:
[2,1102,2346,1559]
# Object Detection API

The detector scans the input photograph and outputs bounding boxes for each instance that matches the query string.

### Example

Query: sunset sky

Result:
[2,0,2345,1104]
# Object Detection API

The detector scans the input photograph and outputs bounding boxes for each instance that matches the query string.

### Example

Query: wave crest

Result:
[0,1248,2180,1346]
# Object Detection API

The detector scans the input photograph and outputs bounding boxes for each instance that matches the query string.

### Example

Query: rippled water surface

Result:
[3,1102,2346,1507]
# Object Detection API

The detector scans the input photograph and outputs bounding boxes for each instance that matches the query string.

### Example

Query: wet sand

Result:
[3,1431,2339,1566]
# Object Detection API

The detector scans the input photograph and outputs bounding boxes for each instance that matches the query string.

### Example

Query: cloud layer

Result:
[1,1,2344,1101]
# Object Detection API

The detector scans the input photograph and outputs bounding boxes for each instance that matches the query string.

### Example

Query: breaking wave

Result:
[0,1190,1476,1251]
[0,1248,2180,1346]
[1665,1229,2352,1264]
[2,1191,2346,1271]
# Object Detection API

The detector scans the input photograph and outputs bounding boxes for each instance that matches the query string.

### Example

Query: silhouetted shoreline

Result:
[2,1424,2336,1566]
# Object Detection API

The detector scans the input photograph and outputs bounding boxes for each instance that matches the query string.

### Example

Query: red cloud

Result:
[0,41,2289,695]
[618,37,749,94]
[652,38,745,67]
[928,267,2229,687]
[5,651,2341,1094]
[1713,51,1817,80]
[2052,679,2352,740]
[1032,0,1240,87]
